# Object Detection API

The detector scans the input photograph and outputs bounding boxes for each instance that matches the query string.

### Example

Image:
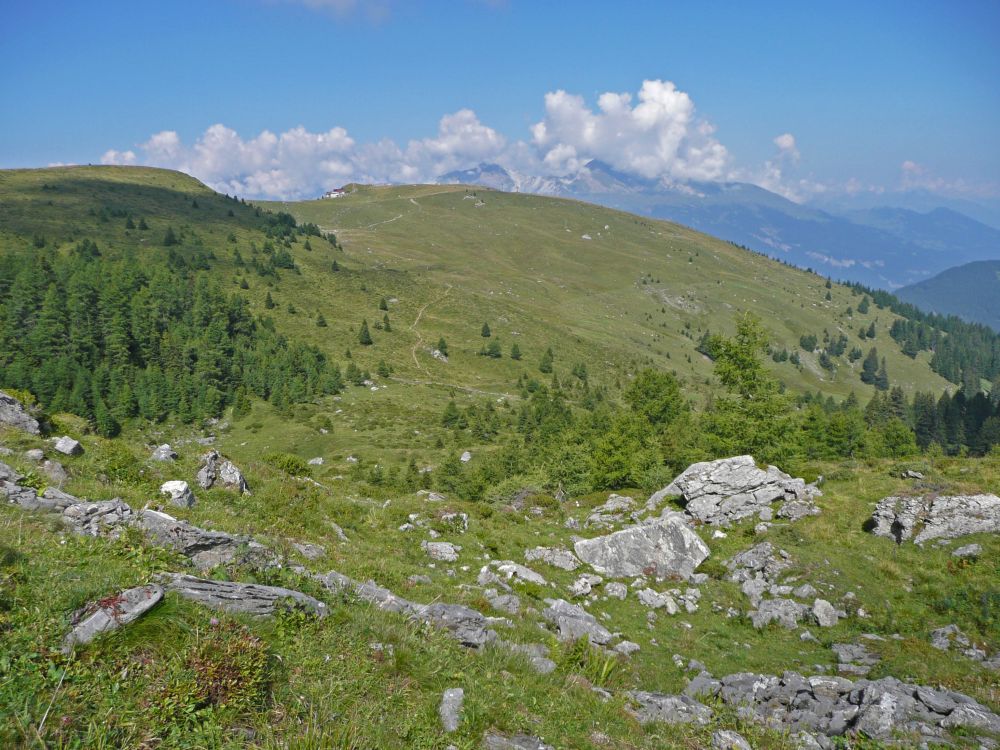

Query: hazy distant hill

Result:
[896,260,1000,331]
[439,162,1000,289]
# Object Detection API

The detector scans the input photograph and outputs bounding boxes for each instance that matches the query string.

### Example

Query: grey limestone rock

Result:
[482,733,554,750]
[150,444,178,461]
[62,584,163,653]
[870,494,1000,543]
[0,390,41,434]
[136,509,276,571]
[540,598,613,645]
[196,450,250,494]
[627,691,713,725]
[160,480,196,508]
[573,514,709,580]
[439,687,464,732]
[157,573,328,617]
[652,455,820,526]
[750,598,809,629]
[54,436,83,456]
[524,546,580,571]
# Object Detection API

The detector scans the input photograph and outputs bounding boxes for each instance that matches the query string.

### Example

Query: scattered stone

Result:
[292,541,326,560]
[930,623,991,663]
[951,543,982,559]
[793,584,818,599]
[750,598,808,629]
[196,450,250,494]
[503,641,556,674]
[41,459,68,484]
[484,561,547,587]
[485,589,521,614]
[541,598,613,645]
[62,499,133,537]
[62,584,163,653]
[157,573,328,617]
[832,642,880,676]
[150,444,178,461]
[307,457,324,466]
[423,540,461,562]
[627,692,713,725]
[725,542,792,606]
[637,588,678,614]
[712,730,752,750]
[407,574,432,586]
[54,436,83,456]
[0,390,41,434]
[585,494,637,528]
[440,512,469,533]
[160,480,196,508]
[569,574,602,597]
[614,640,641,656]
[573,514,709,581]
[329,522,349,542]
[652,455,820,526]
[24,448,45,461]
[812,598,840,627]
[483,732,554,750]
[524,546,580,571]
[439,687,464,732]
[460,451,472,463]
[870,494,1000,543]
[604,582,627,600]
[901,469,925,480]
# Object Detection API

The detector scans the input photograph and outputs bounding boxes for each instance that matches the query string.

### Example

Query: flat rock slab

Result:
[439,687,464,732]
[483,733,554,750]
[63,584,163,653]
[540,597,613,645]
[0,391,41,434]
[158,573,328,618]
[627,691,713,725]
[871,494,1000,543]
[574,514,709,580]
[137,509,276,570]
[62,499,133,536]
[524,546,580,571]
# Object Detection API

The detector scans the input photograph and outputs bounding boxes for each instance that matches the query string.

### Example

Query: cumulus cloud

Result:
[530,80,728,180]
[898,160,998,198]
[773,133,799,162]
[102,80,733,198]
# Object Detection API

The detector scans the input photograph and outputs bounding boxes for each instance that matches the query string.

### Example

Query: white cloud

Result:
[100,149,136,165]
[900,160,999,198]
[773,133,799,162]
[530,80,728,180]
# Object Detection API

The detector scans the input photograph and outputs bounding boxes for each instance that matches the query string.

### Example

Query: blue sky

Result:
[2,0,998,201]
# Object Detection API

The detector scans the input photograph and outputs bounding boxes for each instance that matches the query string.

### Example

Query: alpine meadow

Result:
[2,3,999,750]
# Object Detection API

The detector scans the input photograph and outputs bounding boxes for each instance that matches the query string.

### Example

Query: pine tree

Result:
[866,322,876,338]
[861,347,879,384]
[163,226,178,246]
[331,260,340,272]
[539,347,554,373]
[316,312,327,327]
[138,218,149,231]
[379,297,389,311]
[875,357,890,391]
[383,313,391,332]
[437,337,448,356]
[264,291,275,309]
[510,343,522,360]
[481,322,491,337]
[358,319,373,345]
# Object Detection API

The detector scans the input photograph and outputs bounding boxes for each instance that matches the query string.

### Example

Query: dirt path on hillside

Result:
[409,284,452,372]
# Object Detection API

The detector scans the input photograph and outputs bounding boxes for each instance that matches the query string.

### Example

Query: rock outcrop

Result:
[150,444,178,461]
[0,391,41,434]
[483,733,553,750]
[573,513,709,580]
[524,546,580,571]
[62,584,163,653]
[870,494,1000,543]
[157,573,328,617]
[627,691,713,725]
[653,455,820,526]
[680,669,1000,746]
[160,480,196,508]
[137,509,277,570]
[196,450,250,494]
[315,570,495,648]
[54,436,83,456]
[540,598,613,645]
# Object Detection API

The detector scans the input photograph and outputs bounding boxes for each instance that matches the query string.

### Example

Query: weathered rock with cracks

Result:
[62,499,133,537]
[196,450,250,494]
[0,391,41,434]
[653,455,820,526]
[54,436,83,456]
[150,444,178,462]
[870,494,1000,543]
[160,480,196,508]
[524,546,580,571]
[439,687,464,732]
[573,513,709,580]
[62,584,163,653]
[136,509,277,570]
[540,598,613,645]
[157,573,328,617]
[627,691,713,725]
[483,732,554,750]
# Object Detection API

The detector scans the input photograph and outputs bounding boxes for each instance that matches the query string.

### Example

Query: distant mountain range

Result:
[438,161,1000,290]
[896,260,1000,331]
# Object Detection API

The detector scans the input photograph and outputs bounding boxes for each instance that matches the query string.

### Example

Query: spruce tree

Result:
[265,291,275,309]
[379,297,389,311]
[358,319,373,345]
[383,313,391,331]
[539,347,554,374]
[875,358,890,391]
[510,343,522,360]
[437,337,448,356]
[316,312,327,327]
[861,347,879,384]
[163,226,178,246]
[481,322,491,337]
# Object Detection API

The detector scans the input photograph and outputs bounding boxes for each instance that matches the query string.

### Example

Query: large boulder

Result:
[196,450,250,494]
[157,573,328,617]
[573,513,709,580]
[0,391,40,434]
[53,436,83,456]
[62,584,163,653]
[652,455,820,526]
[870,494,1000,543]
